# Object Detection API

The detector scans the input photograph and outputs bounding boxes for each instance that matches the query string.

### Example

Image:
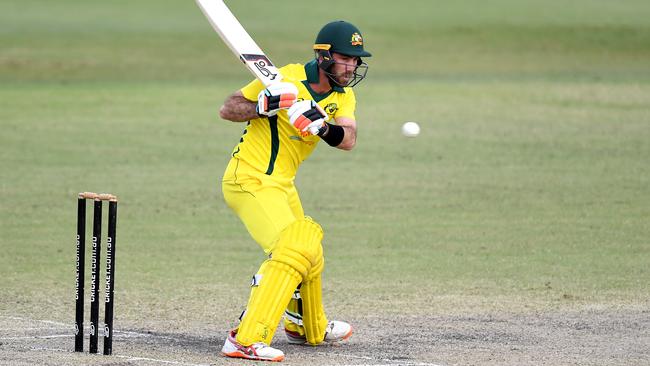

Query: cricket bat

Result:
[196,0,282,87]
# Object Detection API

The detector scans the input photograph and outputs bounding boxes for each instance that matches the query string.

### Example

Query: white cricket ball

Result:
[401,121,420,137]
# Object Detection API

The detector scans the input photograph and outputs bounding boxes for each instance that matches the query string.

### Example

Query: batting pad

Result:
[236,260,301,346]
[237,218,324,346]
[274,217,326,344]
[301,266,328,344]
[272,218,324,279]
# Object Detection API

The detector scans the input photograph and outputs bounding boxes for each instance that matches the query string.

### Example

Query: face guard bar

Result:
[314,49,369,88]
[325,60,368,88]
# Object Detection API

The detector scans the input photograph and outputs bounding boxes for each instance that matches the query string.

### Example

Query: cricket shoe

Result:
[221,330,285,362]
[285,320,353,345]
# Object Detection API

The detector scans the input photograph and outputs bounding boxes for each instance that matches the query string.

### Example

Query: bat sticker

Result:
[241,54,278,80]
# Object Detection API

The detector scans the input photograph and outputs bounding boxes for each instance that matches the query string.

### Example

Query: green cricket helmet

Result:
[313,20,371,87]
[314,20,372,58]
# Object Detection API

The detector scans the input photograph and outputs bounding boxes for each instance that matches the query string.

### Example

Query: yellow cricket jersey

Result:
[232,60,357,180]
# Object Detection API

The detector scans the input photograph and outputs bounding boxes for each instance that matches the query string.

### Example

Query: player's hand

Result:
[288,100,329,136]
[256,82,298,117]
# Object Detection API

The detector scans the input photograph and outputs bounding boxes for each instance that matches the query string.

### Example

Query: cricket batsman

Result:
[218,21,371,361]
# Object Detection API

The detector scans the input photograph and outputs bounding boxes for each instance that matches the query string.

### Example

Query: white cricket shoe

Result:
[221,330,285,362]
[285,320,353,345]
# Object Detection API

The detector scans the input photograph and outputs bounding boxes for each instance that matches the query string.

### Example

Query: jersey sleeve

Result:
[334,88,356,120]
[239,64,299,102]
[240,78,265,102]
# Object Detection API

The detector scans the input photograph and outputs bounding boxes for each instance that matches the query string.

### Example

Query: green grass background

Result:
[1,0,649,326]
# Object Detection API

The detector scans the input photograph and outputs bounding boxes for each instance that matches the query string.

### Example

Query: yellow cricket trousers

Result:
[222,157,304,253]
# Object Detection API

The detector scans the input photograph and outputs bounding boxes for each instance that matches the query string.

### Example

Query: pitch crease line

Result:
[2,315,157,338]
[30,347,210,366]
[2,335,73,340]
[315,351,444,366]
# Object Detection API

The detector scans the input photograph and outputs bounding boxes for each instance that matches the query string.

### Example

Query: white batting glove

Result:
[256,82,298,117]
[288,100,329,136]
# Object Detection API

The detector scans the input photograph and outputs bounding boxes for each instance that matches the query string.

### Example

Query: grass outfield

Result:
[1,1,649,365]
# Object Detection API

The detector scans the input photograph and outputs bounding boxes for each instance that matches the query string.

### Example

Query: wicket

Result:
[75,192,118,355]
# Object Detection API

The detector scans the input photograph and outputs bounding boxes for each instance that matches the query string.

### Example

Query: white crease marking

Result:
[1,316,155,338]
[1,334,73,340]
[316,351,444,366]
[30,346,211,366]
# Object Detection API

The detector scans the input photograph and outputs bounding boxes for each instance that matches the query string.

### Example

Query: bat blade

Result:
[196,0,282,87]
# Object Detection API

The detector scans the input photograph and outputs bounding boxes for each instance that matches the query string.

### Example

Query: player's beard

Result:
[333,71,353,85]
[325,62,368,88]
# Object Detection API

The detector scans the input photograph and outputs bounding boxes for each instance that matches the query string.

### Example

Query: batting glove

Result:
[288,100,329,136]
[256,82,298,117]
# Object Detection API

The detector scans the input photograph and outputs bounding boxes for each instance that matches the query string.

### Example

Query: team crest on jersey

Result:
[324,103,338,115]
[350,32,363,46]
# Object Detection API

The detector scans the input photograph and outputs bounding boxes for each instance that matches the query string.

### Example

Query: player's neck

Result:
[310,69,333,94]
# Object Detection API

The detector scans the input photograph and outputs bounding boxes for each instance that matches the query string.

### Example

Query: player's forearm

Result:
[335,125,356,151]
[219,92,259,122]
[325,118,356,151]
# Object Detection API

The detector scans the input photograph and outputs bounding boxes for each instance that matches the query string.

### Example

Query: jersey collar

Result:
[304,59,345,93]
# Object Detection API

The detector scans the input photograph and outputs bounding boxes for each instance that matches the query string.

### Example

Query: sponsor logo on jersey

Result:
[290,135,316,145]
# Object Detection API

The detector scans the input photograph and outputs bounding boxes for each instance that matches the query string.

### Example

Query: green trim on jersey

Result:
[304,60,345,93]
[301,80,332,103]
[235,63,356,179]
[265,115,280,175]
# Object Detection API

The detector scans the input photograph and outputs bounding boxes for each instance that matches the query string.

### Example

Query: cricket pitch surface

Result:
[2,306,648,366]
